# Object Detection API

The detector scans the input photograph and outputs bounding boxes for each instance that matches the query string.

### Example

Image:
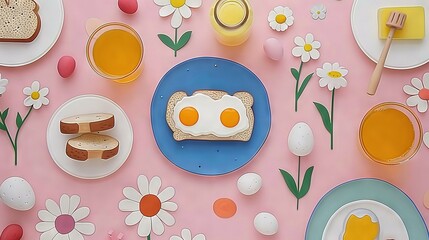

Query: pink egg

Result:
[57,56,76,78]
[118,0,138,14]
[0,224,23,240]
[263,38,284,61]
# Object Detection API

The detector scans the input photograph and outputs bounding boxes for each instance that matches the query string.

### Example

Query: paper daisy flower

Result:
[403,73,429,113]
[268,6,294,31]
[170,228,206,240]
[292,33,321,63]
[23,81,49,109]
[0,74,8,95]
[36,194,95,240]
[311,4,327,20]
[317,62,348,91]
[154,0,202,28]
[119,175,177,238]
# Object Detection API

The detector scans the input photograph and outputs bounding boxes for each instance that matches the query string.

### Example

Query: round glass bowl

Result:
[359,102,422,165]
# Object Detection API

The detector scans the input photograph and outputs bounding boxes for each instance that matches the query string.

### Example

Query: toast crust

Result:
[60,113,115,134]
[66,133,119,161]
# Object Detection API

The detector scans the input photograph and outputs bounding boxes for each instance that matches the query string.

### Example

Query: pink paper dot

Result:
[55,214,75,234]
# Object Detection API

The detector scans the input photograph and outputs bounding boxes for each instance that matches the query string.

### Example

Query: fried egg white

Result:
[172,93,249,137]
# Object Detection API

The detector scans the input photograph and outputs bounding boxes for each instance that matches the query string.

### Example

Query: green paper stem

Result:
[174,28,178,57]
[294,61,303,112]
[292,61,314,112]
[297,156,301,210]
[147,234,151,240]
[330,89,335,150]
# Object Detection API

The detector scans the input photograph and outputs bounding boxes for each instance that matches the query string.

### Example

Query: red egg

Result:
[118,0,138,14]
[0,224,23,240]
[57,56,76,78]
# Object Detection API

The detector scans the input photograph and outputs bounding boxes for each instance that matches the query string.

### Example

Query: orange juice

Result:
[359,103,422,164]
[86,23,143,83]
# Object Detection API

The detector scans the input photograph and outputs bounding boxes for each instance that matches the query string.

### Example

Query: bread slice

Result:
[60,113,115,134]
[0,0,41,42]
[166,90,254,141]
[66,133,119,161]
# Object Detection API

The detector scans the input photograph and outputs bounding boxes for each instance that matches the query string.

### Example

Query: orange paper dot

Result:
[213,198,237,218]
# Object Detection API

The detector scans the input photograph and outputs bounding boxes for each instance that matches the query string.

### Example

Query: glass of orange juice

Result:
[86,22,143,83]
[359,102,422,165]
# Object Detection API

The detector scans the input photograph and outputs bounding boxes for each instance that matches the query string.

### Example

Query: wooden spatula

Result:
[367,11,407,95]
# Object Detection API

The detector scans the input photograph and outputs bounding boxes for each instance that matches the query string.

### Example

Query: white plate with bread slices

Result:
[0,0,64,67]
[47,95,133,179]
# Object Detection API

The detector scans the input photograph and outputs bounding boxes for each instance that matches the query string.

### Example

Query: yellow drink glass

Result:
[210,0,253,46]
[86,22,144,83]
[359,102,422,165]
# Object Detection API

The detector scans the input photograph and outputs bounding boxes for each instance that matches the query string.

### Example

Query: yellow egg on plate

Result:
[341,208,379,240]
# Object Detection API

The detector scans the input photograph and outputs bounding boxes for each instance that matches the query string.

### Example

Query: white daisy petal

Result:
[319,12,326,19]
[273,6,284,13]
[119,199,140,212]
[69,195,80,214]
[403,85,419,95]
[23,86,32,95]
[305,33,314,43]
[137,216,152,237]
[157,209,175,226]
[38,210,56,222]
[68,229,84,240]
[332,62,340,69]
[336,78,348,88]
[407,95,421,107]
[41,97,50,106]
[180,5,192,19]
[158,186,175,202]
[417,100,428,113]
[53,233,68,240]
[312,13,318,20]
[33,101,42,110]
[338,68,349,76]
[269,21,278,30]
[161,201,178,211]
[280,24,288,31]
[159,5,175,17]
[36,221,55,232]
[294,36,305,46]
[186,0,202,8]
[39,87,49,96]
[170,236,182,240]
[284,8,292,16]
[74,222,95,235]
[138,175,149,196]
[327,81,335,91]
[154,0,170,6]
[423,73,429,88]
[301,52,310,63]
[46,199,61,217]
[31,81,40,92]
[312,41,321,48]
[72,207,90,222]
[181,228,192,239]
[24,97,34,107]
[309,50,320,60]
[292,47,304,57]
[123,186,143,202]
[323,62,332,71]
[268,11,276,21]
[319,78,329,88]
[149,176,162,195]
[411,77,423,90]
[194,234,206,240]
[125,211,143,226]
[171,9,183,28]
[151,215,165,235]
[286,17,294,26]
[40,227,58,240]
[60,194,70,214]
[275,24,281,31]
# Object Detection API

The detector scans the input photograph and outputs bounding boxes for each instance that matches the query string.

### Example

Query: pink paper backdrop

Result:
[1,0,428,239]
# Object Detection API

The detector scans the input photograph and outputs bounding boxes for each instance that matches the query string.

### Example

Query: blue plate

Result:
[150,57,271,176]
[305,178,428,240]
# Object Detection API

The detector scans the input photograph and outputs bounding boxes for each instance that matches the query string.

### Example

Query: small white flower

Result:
[23,81,49,109]
[311,4,327,20]
[170,228,206,240]
[317,62,348,91]
[119,175,178,237]
[36,194,95,240]
[268,6,294,31]
[403,73,429,113]
[154,0,202,29]
[0,74,8,95]
[292,33,321,63]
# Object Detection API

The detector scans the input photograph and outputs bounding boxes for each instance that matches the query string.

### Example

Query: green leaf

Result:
[158,34,176,50]
[297,73,314,99]
[291,68,299,81]
[298,166,314,199]
[16,112,23,128]
[175,31,192,51]
[279,169,299,197]
[314,102,332,134]
[1,108,9,121]
[0,122,5,131]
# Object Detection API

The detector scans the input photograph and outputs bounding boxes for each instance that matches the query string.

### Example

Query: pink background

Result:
[1,0,429,239]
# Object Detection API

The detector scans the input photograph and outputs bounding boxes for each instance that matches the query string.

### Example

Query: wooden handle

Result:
[367,27,396,95]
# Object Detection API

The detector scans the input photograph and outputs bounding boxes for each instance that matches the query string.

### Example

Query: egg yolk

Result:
[220,108,240,128]
[342,215,379,240]
[179,107,199,126]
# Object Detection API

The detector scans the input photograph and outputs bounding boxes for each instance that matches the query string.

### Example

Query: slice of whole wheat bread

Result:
[0,0,41,42]
[66,133,119,161]
[60,113,115,134]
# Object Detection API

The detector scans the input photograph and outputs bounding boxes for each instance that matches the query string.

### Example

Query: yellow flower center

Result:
[31,91,40,100]
[328,71,342,78]
[304,43,313,52]
[317,10,321,14]
[170,0,185,8]
[139,194,161,217]
[275,14,287,24]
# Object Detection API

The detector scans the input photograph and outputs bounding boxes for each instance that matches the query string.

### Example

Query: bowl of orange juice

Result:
[86,22,143,83]
[359,102,422,165]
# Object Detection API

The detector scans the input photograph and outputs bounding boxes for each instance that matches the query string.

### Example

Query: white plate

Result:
[351,0,429,69]
[0,0,64,67]
[47,95,133,179]
[322,200,408,240]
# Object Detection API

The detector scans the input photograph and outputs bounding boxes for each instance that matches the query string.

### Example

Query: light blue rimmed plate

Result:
[305,178,428,240]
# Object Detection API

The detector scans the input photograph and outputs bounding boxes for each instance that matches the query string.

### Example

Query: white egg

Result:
[254,212,278,236]
[288,122,314,157]
[173,93,249,137]
[237,172,262,195]
[0,177,35,211]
